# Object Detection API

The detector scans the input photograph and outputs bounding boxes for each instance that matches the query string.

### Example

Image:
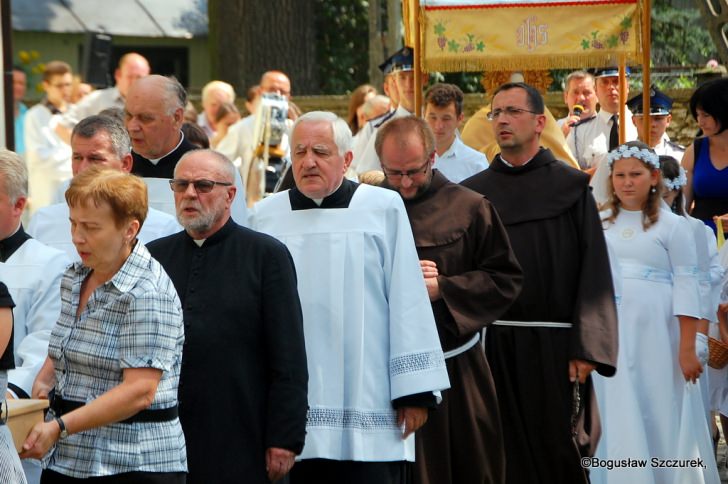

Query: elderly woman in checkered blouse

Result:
[20,167,187,484]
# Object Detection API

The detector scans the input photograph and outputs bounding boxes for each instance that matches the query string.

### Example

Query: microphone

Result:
[572,104,584,117]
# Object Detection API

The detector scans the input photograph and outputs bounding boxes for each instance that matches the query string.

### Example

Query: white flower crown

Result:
[606,144,660,171]
[663,166,688,191]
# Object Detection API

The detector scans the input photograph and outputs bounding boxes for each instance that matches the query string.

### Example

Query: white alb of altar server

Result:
[251,183,450,462]
[27,202,181,261]
[1,237,70,398]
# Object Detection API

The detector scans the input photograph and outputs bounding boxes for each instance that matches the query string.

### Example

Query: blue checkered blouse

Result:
[44,241,187,478]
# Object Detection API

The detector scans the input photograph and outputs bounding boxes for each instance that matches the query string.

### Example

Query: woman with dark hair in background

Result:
[682,77,728,235]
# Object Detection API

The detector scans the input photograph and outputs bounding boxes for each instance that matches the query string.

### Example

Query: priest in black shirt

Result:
[147,149,308,484]
[125,75,196,179]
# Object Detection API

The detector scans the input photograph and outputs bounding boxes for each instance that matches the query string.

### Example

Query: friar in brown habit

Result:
[462,82,618,484]
[375,115,523,484]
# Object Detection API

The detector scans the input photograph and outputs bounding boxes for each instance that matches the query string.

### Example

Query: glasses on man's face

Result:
[486,106,539,121]
[381,158,430,181]
[169,179,233,194]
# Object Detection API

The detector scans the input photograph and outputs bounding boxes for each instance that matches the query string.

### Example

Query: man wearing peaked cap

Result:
[569,66,639,206]
[628,87,685,159]
[567,66,638,173]
[353,46,424,175]
[351,52,401,165]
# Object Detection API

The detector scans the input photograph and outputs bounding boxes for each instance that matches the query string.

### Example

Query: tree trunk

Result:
[387,0,402,52]
[209,0,319,95]
[367,0,404,88]
[368,0,384,89]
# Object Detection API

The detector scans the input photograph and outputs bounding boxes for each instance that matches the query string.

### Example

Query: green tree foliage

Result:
[651,0,717,65]
[310,0,719,94]
[315,0,370,94]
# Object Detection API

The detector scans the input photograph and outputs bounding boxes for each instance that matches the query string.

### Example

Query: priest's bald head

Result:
[375,116,436,200]
[290,111,353,200]
[171,149,237,239]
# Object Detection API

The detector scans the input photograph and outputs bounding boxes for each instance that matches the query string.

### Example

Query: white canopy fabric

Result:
[12,0,208,38]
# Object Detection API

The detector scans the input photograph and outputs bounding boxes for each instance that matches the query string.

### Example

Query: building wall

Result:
[11,31,210,99]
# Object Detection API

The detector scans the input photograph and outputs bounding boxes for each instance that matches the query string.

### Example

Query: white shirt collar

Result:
[438,136,460,159]
[598,109,617,124]
[147,131,185,164]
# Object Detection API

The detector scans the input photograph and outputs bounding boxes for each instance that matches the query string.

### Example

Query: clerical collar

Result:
[500,154,534,168]
[147,131,185,164]
[184,217,234,248]
[289,179,359,210]
[0,224,31,262]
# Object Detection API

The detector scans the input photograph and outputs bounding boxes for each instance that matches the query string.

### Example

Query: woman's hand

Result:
[19,420,61,460]
[716,213,728,231]
[31,357,56,399]
[679,347,703,383]
[718,303,728,345]
[678,315,702,382]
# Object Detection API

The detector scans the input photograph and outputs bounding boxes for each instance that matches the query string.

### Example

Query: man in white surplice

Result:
[0,150,70,484]
[27,115,181,260]
[250,111,449,484]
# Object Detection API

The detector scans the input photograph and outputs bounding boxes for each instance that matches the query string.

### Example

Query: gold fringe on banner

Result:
[422,53,643,73]
[420,2,642,73]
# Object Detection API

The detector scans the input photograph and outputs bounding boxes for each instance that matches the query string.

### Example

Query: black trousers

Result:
[290,459,411,484]
[41,469,186,484]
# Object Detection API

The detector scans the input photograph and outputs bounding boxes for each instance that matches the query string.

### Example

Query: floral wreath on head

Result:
[663,166,688,191]
[606,144,660,172]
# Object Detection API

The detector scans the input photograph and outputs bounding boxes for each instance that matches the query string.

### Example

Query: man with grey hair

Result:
[147,149,308,484]
[125,75,249,224]
[125,75,196,178]
[197,80,236,140]
[28,115,181,260]
[0,149,70,484]
[557,70,597,137]
[250,111,449,484]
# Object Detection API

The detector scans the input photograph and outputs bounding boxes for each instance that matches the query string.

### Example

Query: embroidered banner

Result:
[405,0,643,72]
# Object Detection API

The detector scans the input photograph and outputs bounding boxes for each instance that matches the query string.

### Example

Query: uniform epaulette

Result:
[666,139,685,152]
[373,109,397,128]
[573,115,597,128]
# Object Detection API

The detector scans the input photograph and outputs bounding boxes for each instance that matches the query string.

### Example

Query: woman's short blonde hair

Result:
[66,166,148,231]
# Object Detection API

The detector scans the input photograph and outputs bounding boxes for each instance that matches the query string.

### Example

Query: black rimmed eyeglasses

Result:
[169,179,233,193]
[380,158,431,181]
[486,106,540,121]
